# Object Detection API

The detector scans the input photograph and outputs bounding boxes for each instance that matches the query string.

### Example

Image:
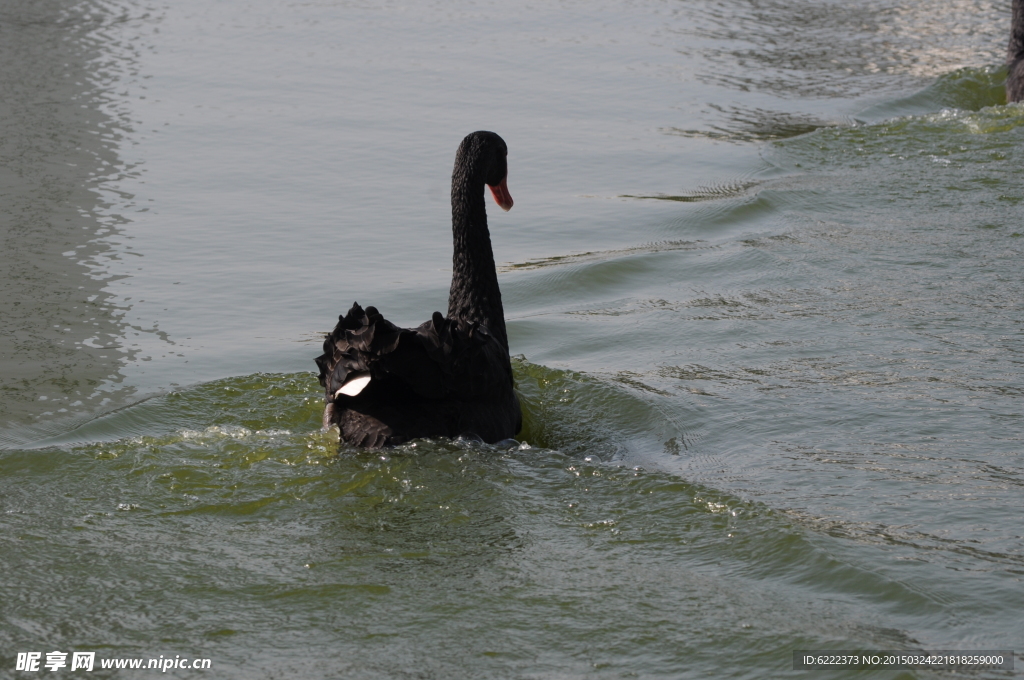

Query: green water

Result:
[2,0,1023,677]
[0,367,941,678]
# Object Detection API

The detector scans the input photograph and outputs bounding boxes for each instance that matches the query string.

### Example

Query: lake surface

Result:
[2,0,1022,677]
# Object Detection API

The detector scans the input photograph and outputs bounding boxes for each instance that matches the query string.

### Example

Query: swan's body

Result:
[315,131,521,448]
[1008,0,1024,102]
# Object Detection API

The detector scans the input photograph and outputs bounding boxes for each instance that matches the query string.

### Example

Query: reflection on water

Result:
[0,0,147,439]
[680,0,1004,98]
[658,0,1009,147]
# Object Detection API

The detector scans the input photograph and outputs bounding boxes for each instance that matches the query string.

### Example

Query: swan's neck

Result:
[448,176,508,349]
[1011,0,1024,62]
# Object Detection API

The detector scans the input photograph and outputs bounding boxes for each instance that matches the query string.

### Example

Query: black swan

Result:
[314,131,522,448]
[1009,0,1024,102]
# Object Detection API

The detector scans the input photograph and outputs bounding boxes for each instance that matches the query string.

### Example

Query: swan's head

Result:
[457,131,513,212]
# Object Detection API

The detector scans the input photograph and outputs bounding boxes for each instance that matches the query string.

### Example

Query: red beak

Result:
[488,175,513,212]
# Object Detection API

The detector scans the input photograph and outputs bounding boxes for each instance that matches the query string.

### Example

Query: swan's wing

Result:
[315,303,512,405]
[410,312,514,400]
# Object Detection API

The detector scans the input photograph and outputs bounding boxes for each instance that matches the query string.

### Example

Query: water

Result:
[2,0,1022,677]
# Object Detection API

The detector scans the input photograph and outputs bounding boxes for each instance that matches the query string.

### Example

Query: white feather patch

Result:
[335,374,371,398]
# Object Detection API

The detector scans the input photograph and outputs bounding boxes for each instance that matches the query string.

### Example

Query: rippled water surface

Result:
[2,0,1023,677]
